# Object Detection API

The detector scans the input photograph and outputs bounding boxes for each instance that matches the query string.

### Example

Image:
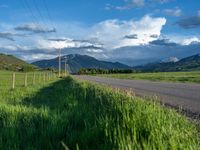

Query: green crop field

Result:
[0,71,200,149]
[97,71,200,83]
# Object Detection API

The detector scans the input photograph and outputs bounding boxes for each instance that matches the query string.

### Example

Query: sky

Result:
[0,0,200,66]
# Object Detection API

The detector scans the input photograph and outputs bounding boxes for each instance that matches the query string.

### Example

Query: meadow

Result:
[98,71,200,83]
[0,71,200,149]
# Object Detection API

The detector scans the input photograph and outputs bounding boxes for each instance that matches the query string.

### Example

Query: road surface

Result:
[74,75,200,115]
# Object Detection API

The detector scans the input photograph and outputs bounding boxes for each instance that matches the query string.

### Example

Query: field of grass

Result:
[0,71,56,89]
[0,71,200,149]
[97,71,200,83]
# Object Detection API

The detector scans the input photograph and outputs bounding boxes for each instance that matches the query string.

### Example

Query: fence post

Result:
[43,72,45,83]
[12,72,15,89]
[33,72,35,85]
[39,73,41,83]
[24,73,27,87]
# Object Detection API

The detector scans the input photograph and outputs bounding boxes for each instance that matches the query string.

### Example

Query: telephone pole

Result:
[65,57,67,76]
[58,48,61,77]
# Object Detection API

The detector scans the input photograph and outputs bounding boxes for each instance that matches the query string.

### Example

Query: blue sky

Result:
[0,0,200,65]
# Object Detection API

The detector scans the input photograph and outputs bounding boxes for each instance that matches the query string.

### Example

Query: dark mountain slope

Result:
[32,54,132,73]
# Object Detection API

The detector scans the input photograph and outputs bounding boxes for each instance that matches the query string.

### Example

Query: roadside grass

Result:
[97,71,200,83]
[0,70,56,88]
[0,73,200,149]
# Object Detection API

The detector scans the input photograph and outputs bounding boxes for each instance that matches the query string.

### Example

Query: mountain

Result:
[0,53,36,71]
[136,54,200,72]
[32,54,132,73]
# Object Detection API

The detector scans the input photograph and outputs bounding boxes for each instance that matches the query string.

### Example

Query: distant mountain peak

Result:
[136,53,200,72]
[32,54,131,73]
[162,57,179,63]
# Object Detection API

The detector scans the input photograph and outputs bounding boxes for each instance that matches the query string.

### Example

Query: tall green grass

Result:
[0,76,199,149]
[98,71,200,83]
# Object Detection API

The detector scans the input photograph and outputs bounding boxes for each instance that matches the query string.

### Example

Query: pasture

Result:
[98,71,200,83]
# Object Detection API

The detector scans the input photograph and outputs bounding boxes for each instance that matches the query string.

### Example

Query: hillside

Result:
[32,54,132,73]
[0,53,36,71]
[136,54,200,72]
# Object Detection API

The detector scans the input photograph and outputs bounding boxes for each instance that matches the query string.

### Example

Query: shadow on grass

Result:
[16,77,115,150]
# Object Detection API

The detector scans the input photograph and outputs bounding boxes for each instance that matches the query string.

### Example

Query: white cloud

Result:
[21,54,56,62]
[0,15,167,62]
[163,8,182,17]
[90,15,166,49]
[181,37,200,45]
[105,0,145,10]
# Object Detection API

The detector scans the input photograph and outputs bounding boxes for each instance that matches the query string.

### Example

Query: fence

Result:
[0,71,58,89]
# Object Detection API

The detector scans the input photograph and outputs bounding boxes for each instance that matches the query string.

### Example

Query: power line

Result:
[32,0,49,28]
[22,0,41,25]
[42,0,59,37]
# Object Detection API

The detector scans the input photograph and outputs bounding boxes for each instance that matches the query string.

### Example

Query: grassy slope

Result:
[97,71,200,83]
[0,74,199,149]
[0,53,36,71]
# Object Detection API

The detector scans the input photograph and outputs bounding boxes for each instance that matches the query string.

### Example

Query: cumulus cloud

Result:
[90,15,166,49]
[163,8,182,17]
[105,0,173,10]
[176,11,200,29]
[39,38,103,51]
[15,23,56,33]
[0,15,167,62]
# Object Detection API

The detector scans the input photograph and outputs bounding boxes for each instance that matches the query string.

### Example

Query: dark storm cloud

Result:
[150,39,178,46]
[124,34,138,39]
[176,14,200,29]
[108,42,200,66]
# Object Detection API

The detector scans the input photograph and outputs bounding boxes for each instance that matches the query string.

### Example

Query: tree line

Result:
[77,68,139,75]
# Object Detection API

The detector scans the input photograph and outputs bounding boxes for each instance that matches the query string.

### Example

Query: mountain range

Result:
[1,53,199,73]
[32,53,200,73]
[32,54,132,73]
[136,54,200,72]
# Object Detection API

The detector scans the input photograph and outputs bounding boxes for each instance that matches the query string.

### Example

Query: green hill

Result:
[32,54,132,73]
[0,53,37,72]
[136,54,200,72]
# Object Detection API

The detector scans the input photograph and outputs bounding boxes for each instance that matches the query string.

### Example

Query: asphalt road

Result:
[74,75,200,114]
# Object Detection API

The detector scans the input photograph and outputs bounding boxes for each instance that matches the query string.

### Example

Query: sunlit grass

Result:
[0,71,199,149]
[98,71,200,83]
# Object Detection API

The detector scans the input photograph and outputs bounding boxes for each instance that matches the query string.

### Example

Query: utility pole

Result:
[58,48,61,77]
[65,58,67,76]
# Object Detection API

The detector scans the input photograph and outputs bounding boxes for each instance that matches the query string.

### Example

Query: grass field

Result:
[97,71,200,83]
[0,71,200,149]
[0,71,56,89]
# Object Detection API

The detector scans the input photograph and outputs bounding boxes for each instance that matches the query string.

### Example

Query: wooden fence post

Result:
[39,73,41,82]
[24,73,27,87]
[33,72,36,85]
[43,72,45,83]
[12,72,15,89]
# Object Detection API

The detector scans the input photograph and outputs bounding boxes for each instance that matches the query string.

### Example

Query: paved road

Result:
[74,75,200,114]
